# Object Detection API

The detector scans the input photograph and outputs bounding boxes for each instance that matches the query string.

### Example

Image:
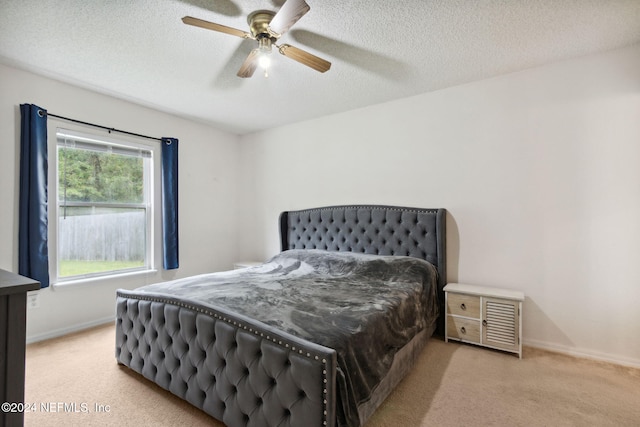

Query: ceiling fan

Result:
[182,0,331,78]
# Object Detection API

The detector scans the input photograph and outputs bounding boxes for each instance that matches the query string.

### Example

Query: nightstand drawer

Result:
[447,293,480,318]
[446,316,481,343]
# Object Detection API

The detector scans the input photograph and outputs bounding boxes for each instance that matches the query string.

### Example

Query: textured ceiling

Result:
[1,0,640,135]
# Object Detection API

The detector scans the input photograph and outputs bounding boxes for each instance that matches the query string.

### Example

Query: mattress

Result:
[130,249,439,426]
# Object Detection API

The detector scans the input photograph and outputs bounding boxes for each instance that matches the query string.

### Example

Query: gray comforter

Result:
[134,249,439,426]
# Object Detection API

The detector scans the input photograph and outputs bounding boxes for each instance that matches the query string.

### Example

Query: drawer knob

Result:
[460,303,466,311]
[460,326,466,334]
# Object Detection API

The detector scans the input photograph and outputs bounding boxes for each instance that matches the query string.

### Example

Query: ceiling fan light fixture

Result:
[257,35,273,51]
[258,53,271,77]
[257,36,273,77]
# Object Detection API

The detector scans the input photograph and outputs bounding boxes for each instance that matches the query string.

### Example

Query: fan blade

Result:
[268,0,310,36]
[278,44,331,73]
[237,49,260,78]
[182,16,251,39]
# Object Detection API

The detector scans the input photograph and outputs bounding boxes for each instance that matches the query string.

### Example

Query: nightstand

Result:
[233,261,262,270]
[444,282,524,358]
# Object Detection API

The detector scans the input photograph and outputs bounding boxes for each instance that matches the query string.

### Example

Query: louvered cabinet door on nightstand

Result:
[444,283,525,358]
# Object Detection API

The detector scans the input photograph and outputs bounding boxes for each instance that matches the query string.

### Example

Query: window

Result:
[53,129,154,282]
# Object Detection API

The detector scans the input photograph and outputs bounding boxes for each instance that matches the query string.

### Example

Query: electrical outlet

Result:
[28,291,40,309]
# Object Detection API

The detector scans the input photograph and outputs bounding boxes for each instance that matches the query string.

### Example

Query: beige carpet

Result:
[24,323,640,426]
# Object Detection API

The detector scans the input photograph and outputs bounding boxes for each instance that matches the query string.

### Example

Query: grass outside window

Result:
[59,260,145,277]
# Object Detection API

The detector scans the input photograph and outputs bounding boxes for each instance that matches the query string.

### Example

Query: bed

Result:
[116,205,447,426]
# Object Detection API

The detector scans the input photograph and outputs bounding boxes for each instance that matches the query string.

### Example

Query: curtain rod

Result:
[40,110,163,142]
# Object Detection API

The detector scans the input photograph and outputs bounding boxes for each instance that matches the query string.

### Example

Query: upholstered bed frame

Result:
[116,205,446,427]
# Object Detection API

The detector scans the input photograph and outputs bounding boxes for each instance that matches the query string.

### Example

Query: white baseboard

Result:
[26,316,115,344]
[524,338,640,369]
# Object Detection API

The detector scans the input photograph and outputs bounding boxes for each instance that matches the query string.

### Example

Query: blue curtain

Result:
[161,138,179,269]
[19,104,49,288]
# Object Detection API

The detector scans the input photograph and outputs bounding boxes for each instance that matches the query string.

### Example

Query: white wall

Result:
[238,44,640,367]
[3,43,640,366]
[0,63,240,342]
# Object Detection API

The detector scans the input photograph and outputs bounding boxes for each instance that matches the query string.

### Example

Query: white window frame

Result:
[48,127,157,286]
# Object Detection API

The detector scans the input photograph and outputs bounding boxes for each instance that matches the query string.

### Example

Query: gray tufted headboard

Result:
[279,205,447,333]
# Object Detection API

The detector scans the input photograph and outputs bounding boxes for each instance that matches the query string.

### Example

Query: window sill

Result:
[51,268,158,289]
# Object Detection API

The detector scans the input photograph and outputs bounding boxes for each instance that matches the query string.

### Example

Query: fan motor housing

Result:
[248,10,277,39]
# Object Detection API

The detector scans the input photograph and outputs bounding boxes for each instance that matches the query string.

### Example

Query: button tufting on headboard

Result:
[281,205,443,264]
